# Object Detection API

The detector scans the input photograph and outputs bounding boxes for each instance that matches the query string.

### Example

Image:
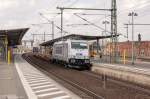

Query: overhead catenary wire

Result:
[45,0,63,11]
[114,1,150,26]
[45,1,129,39]
[39,12,69,34]
[74,13,111,16]
[70,13,126,38]
[66,23,92,27]
[73,14,119,37]
[66,0,79,7]
[74,13,112,34]
[115,1,150,40]
[65,12,111,27]
[118,1,150,16]
[42,11,111,26]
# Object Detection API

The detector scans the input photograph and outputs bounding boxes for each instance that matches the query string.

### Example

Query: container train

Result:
[51,39,92,70]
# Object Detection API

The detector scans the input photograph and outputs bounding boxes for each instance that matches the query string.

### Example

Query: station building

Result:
[104,41,150,58]
[118,41,150,57]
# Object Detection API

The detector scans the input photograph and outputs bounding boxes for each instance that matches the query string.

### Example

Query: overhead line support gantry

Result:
[57,0,118,63]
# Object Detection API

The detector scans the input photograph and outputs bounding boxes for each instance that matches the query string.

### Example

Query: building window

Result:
[140,49,144,57]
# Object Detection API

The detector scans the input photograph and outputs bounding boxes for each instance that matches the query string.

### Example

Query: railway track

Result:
[23,54,103,99]
[23,53,150,99]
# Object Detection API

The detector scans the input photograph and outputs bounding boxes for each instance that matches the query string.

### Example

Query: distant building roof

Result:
[40,34,119,46]
[0,28,29,46]
[117,41,150,44]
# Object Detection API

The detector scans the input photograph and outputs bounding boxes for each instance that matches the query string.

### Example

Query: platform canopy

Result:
[0,28,29,46]
[40,34,119,46]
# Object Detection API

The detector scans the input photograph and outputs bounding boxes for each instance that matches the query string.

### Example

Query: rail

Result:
[23,54,105,99]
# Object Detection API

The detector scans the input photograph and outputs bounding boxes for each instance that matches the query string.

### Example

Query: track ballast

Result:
[23,53,150,99]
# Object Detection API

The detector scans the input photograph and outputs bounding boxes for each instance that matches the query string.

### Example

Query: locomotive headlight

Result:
[73,55,76,58]
[84,56,89,59]
[71,55,76,58]
[71,59,76,63]
[85,60,90,63]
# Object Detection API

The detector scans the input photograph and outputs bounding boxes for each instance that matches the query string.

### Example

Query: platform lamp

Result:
[102,20,110,47]
[128,12,138,65]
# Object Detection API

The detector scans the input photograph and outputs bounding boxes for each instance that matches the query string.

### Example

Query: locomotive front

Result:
[68,41,92,69]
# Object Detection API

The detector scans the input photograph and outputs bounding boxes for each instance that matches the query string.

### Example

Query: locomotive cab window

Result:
[71,42,88,49]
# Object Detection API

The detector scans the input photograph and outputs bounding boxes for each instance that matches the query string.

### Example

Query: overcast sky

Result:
[0,0,150,43]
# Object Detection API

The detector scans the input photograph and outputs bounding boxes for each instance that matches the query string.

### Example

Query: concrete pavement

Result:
[0,59,28,99]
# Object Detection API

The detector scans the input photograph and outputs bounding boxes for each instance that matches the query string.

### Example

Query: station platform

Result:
[0,54,81,99]
[14,54,81,99]
[92,57,150,70]
[0,60,27,99]
[91,61,150,87]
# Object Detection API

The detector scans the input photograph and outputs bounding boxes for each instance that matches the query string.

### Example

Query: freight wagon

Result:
[32,47,39,53]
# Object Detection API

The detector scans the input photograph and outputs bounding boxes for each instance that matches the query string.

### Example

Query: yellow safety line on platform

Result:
[8,49,10,64]
[123,49,126,64]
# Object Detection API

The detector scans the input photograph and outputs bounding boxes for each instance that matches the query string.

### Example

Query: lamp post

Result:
[128,12,138,65]
[102,20,110,47]
[102,21,110,62]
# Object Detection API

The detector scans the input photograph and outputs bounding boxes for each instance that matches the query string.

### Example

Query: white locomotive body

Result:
[52,39,91,69]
